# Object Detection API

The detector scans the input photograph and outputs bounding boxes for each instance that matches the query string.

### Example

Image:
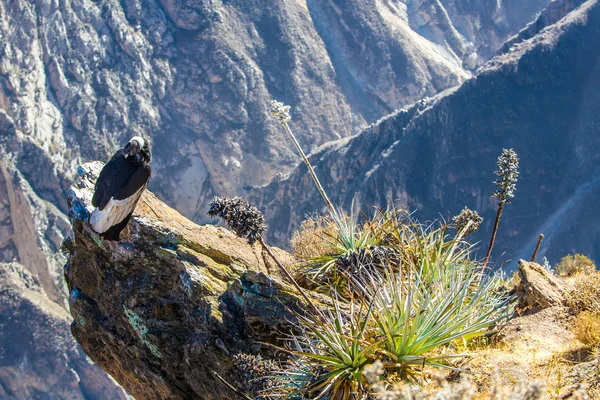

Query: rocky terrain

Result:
[65,162,309,399]
[63,163,599,399]
[253,0,600,266]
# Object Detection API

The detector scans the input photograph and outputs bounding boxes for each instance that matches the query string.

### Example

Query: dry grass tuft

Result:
[566,270,600,314]
[290,216,337,260]
[574,311,600,348]
[555,254,596,277]
[372,371,545,400]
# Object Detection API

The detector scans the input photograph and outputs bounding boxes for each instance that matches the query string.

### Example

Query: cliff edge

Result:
[64,162,312,399]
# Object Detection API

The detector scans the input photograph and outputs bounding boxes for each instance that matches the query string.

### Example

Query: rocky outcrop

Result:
[0,262,128,399]
[64,163,320,399]
[252,0,600,266]
[499,0,588,54]
[515,260,567,310]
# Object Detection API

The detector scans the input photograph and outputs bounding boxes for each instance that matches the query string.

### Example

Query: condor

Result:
[90,136,151,240]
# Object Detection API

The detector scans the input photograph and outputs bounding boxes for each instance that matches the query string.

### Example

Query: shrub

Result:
[271,223,511,398]
[290,216,337,260]
[574,311,600,348]
[271,299,377,399]
[363,255,509,382]
[555,254,596,277]
[296,206,399,293]
[566,269,600,314]
[268,101,511,398]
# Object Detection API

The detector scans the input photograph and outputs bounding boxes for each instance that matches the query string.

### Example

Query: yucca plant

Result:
[271,101,401,290]
[363,264,510,382]
[271,299,378,399]
[271,230,511,397]
[381,216,476,284]
[485,148,519,266]
[300,203,396,292]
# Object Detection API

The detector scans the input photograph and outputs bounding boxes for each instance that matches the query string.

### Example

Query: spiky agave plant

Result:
[271,247,510,397]
[270,298,378,400]
[300,202,400,292]
[362,264,510,382]
[379,214,476,284]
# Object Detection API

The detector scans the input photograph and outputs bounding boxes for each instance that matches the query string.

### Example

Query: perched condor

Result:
[90,136,151,240]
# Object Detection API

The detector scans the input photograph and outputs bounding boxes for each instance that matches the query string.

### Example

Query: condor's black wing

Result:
[113,164,151,201]
[92,150,136,210]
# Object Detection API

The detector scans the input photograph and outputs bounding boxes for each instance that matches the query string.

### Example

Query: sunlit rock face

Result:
[252,0,600,267]
[64,162,313,399]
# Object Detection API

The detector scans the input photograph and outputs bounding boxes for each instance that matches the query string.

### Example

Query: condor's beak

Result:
[125,141,141,158]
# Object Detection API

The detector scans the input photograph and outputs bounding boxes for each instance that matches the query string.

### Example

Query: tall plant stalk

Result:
[485,203,504,267]
[270,101,336,216]
[484,149,519,267]
[531,233,544,262]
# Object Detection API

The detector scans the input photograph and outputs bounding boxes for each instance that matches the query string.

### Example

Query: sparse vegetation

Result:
[264,102,516,398]
[201,103,600,399]
[452,207,483,236]
[268,218,510,398]
[566,269,600,314]
[573,311,600,349]
[555,253,596,277]
[290,216,337,260]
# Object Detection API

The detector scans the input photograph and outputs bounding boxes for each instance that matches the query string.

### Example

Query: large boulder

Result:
[515,259,567,310]
[64,163,319,399]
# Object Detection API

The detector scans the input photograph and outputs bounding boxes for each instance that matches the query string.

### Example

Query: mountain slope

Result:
[0,262,128,399]
[0,0,549,226]
[252,0,600,266]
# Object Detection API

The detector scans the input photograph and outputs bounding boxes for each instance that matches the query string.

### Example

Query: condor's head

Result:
[124,136,151,164]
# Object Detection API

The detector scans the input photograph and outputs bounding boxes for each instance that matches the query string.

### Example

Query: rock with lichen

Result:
[64,163,320,399]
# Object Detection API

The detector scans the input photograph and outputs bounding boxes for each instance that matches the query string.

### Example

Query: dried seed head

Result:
[270,100,291,124]
[207,196,267,245]
[452,207,483,236]
[493,148,519,204]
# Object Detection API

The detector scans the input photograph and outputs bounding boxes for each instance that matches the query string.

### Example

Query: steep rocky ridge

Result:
[252,0,600,266]
[499,0,588,53]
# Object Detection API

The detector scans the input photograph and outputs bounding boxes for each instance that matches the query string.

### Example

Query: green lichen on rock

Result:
[123,306,163,359]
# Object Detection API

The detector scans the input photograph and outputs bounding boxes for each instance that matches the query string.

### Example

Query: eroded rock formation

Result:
[65,163,316,399]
